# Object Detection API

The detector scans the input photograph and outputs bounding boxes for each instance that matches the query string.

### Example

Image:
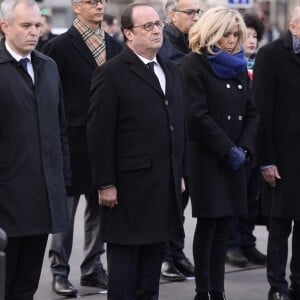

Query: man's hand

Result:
[98,186,118,209]
[181,177,186,193]
[261,165,281,187]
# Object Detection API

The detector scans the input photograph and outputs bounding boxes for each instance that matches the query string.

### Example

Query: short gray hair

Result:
[165,0,180,15]
[1,0,37,23]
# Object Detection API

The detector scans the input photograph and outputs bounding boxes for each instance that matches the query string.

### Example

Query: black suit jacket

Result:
[42,26,123,195]
[87,47,188,245]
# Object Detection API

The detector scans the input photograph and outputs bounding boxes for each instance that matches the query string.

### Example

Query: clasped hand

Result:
[98,186,118,209]
[224,146,246,171]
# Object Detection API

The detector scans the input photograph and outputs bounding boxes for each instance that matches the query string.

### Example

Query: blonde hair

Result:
[189,5,247,54]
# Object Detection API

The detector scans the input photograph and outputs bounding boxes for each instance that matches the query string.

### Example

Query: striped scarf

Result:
[73,17,106,66]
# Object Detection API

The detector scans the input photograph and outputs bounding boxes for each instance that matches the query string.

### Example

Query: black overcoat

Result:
[42,26,123,195]
[181,52,259,218]
[87,47,189,245]
[254,31,300,220]
[0,40,70,237]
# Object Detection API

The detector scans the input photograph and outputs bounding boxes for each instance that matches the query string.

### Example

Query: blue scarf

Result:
[206,47,247,79]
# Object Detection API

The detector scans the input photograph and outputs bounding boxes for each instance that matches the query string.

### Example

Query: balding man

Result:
[254,6,300,300]
[87,3,188,299]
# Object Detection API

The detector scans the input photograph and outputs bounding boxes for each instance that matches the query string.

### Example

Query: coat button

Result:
[227,115,231,120]
[238,115,243,120]
[226,84,230,88]
[170,125,174,131]
[165,100,169,106]
[238,84,243,89]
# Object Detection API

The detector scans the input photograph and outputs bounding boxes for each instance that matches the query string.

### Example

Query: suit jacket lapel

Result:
[121,47,164,96]
[69,26,97,68]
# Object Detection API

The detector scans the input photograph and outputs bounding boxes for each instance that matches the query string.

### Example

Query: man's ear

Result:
[289,22,297,36]
[72,2,80,16]
[168,10,176,23]
[123,28,133,41]
[0,21,9,37]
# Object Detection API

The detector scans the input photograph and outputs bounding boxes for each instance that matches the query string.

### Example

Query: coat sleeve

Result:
[180,54,235,159]
[87,64,119,188]
[253,45,276,166]
[57,80,71,186]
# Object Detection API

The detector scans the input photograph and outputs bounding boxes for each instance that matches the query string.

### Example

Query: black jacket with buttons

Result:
[87,47,188,244]
[181,52,259,218]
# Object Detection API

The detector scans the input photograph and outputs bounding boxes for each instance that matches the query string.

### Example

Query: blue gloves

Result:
[224,146,246,171]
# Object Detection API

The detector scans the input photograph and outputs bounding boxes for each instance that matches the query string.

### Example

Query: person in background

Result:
[254,6,300,300]
[36,14,57,51]
[225,13,267,268]
[102,13,121,40]
[0,0,70,299]
[87,3,188,299]
[181,6,259,299]
[159,0,203,64]
[42,0,123,296]
[159,0,203,282]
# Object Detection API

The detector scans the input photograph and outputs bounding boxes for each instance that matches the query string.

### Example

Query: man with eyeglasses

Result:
[87,3,188,299]
[159,0,203,282]
[41,0,122,296]
[160,0,203,64]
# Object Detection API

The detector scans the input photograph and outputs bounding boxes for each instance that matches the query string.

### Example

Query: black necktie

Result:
[147,62,161,88]
[19,58,29,73]
[147,61,156,73]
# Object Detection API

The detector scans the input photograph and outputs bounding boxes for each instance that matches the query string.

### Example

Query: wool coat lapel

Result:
[69,26,97,68]
[121,47,164,96]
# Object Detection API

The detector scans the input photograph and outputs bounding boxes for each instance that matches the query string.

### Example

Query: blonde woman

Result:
[180,6,259,300]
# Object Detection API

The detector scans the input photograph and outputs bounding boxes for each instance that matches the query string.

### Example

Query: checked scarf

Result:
[74,17,106,66]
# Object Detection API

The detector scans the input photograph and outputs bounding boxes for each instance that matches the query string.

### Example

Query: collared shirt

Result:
[136,53,166,94]
[5,41,35,83]
[292,34,300,54]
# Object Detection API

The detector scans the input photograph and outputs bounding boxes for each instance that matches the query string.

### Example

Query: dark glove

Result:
[224,146,246,171]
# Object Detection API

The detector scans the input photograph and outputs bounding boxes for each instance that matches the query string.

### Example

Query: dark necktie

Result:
[147,62,156,76]
[19,58,29,73]
[147,62,161,89]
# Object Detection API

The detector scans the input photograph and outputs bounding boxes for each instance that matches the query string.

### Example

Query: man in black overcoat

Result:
[254,5,300,300]
[0,0,70,299]
[42,0,122,296]
[87,3,188,299]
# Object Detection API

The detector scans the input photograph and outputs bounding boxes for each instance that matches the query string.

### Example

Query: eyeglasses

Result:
[79,0,107,7]
[131,21,164,31]
[173,9,204,18]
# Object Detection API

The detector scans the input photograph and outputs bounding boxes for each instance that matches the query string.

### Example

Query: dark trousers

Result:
[107,242,164,300]
[228,167,262,248]
[49,192,105,277]
[164,185,189,261]
[193,217,231,293]
[5,234,48,300]
[267,217,300,294]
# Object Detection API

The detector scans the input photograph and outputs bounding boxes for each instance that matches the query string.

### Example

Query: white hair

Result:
[1,0,37,23]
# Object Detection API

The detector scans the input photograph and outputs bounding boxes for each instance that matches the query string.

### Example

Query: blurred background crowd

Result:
[33,0,297,44]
